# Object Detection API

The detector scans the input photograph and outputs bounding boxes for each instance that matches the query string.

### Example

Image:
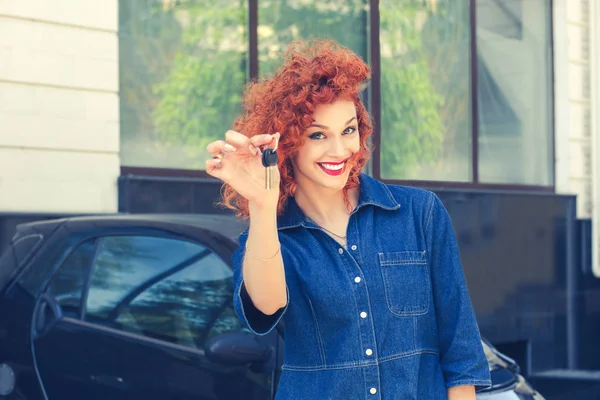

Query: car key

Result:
[261,136,279,191]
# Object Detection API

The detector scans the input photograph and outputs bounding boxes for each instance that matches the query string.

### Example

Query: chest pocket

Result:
[378,251,430,316]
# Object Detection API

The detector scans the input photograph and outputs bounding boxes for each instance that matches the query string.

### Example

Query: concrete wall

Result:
[554,0,595,219]
[0,0,119,213]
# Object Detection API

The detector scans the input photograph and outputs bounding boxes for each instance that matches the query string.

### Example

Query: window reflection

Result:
[258,0,368,74]
[380,0,472,181]
[115,253,241,347]
[86,236,202,318]
[477,0,553,185]
[47,240,97,318]
[85,236,246,349]
[119,0,247,170]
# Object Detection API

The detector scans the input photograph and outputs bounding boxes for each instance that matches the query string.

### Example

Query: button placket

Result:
[344,218,381,398]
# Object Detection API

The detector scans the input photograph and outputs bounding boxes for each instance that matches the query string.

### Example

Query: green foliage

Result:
[257,0,368,74]
[121,0,461,175]
[379,0,464,178]
[380,57,444,177]
[150,1,247,168]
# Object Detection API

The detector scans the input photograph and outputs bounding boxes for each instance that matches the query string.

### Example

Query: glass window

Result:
[379,0,472,182]
[12,234,43,266]
[476,0,553,185]
[114,253,244,347]
[119,1,248,170]
[0,246,17,293]
[46,240,97,318]
[258,0,369,74]
[85,236,202,318]
[85,236,246,349]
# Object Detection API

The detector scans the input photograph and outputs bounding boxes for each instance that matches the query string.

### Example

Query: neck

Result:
[294,182,359,227]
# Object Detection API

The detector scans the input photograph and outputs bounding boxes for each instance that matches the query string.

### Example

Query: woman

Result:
[205,40,491,399]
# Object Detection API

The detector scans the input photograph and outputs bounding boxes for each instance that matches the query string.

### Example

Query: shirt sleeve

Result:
[425,193,492,391]
[232,230,289,336]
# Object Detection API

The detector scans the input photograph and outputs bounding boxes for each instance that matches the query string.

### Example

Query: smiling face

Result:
[291,100,361,193]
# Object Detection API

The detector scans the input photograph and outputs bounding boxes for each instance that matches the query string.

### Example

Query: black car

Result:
[0,214,543,400]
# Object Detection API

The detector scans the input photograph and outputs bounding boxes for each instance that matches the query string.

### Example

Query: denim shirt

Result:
[232,174,492,399]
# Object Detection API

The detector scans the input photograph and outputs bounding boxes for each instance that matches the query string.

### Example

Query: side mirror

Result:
[204,332,272,367]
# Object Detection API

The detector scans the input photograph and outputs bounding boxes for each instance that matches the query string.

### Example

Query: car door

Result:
[32,232,275,400]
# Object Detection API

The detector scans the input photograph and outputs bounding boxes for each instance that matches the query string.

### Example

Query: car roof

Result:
[16,213,248,242]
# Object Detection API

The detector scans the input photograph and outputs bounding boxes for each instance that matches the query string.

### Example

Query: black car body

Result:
[0,214,543,399]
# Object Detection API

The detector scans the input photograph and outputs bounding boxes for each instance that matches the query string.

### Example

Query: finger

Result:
[248,144,260,156]
[205,159,224,178]
[206,140,225,156]
[206,140,237,157]
[267,132,281,149]
[225,130,251,148]
[249,133,276,148]
[246,134,277,156]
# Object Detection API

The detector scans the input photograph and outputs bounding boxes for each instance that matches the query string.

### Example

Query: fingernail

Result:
[224,143,236,152]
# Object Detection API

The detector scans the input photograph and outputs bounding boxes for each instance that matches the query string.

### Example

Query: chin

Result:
[315,171,351,191]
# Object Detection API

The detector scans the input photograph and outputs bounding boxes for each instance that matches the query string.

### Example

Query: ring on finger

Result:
[214,151,224,161]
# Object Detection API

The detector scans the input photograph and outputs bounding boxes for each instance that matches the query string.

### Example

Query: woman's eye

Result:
[343,126,357,135]
[308,132,325,140]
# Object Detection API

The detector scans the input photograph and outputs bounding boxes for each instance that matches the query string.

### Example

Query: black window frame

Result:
[120,0,555,193]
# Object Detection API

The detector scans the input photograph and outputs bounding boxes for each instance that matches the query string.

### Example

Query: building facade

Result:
[0,0,120,214]
[1,0,597,226]
[1,0,600,392]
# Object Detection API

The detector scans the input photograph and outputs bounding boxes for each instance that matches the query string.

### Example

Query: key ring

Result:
[259,134,278,153]
[270,135,279,152]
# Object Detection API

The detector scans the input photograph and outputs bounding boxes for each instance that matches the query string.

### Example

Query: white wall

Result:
[553,0,594,219]
[590,0,600,277]
[0,0,120,213]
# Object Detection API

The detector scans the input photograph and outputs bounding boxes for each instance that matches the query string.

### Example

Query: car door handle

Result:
[90,375,130,389]
[34,294,63,338]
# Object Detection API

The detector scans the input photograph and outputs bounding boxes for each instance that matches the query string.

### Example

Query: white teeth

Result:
[320,162,344,171]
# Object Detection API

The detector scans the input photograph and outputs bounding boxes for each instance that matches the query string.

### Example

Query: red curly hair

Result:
[220,39,373,219]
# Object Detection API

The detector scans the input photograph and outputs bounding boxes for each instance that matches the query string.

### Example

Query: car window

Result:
[0,234,44,293]
[46,240,98,318]
[13,234,43,266]
[85,236,202,318]
[0,245,17,293]
[84,235,247,349]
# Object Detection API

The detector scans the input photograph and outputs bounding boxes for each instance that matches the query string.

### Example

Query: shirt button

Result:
[360,312,367,318]
[370,388,377,394]
[354,277,361,283]
[365,349,373,356]
[351,245,357,251]
[338,248,344,255]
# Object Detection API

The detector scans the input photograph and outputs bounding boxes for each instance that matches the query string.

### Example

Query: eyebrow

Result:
[309,116,357,130]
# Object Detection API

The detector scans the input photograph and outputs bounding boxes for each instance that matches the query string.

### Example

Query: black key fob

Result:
[262,148,278,167]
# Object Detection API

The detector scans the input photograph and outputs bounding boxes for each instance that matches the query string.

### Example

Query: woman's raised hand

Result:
[206,130,281,208]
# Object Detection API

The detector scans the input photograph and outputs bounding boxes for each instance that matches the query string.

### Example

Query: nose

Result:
[327,136,348,158]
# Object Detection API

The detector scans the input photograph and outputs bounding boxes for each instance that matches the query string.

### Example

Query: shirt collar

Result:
[277,173,401,231]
